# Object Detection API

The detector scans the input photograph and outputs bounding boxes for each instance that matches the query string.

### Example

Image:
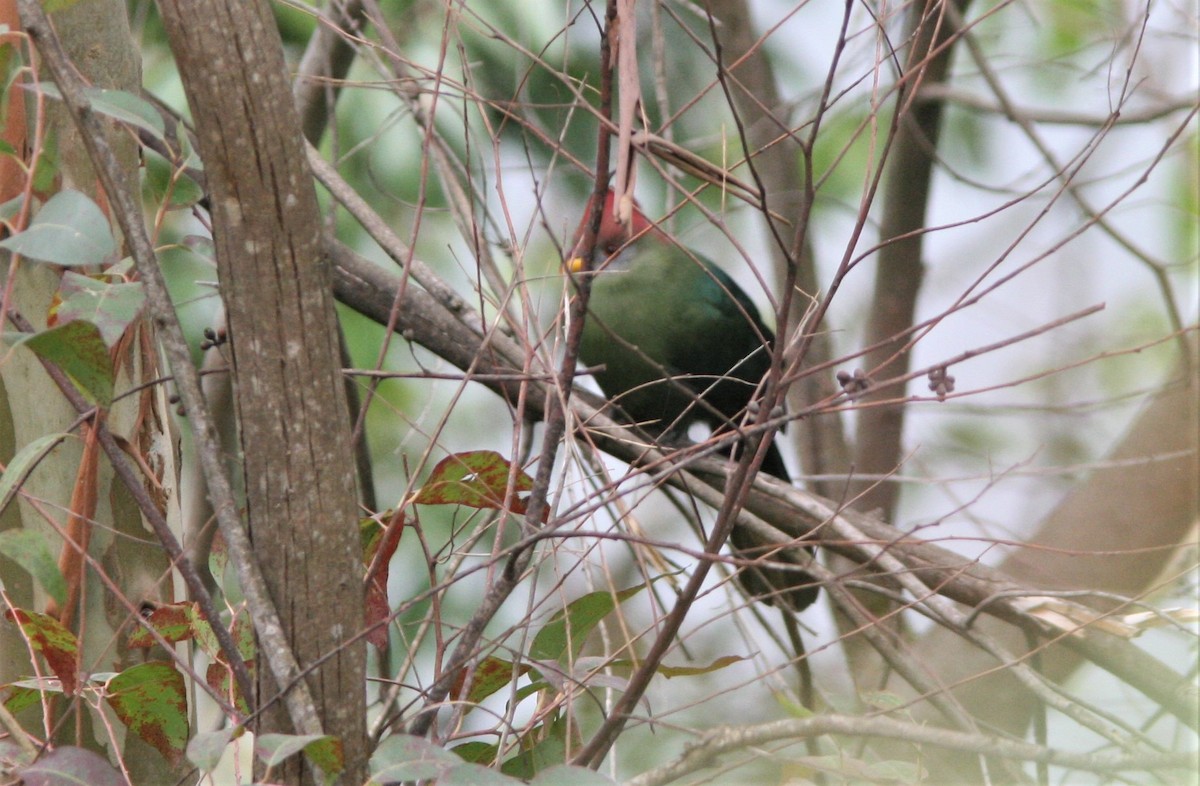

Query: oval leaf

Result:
[255,733,344,780]
[127,602,201,649]
[414,451,534,512]
[19,745,125,786]
[0,433,68,519]
[0,189,114,266]
[56,272,146,346]
[105,661,189,764]
[0,529,68,607]
[21,320,114,406]
[529,582,648,663]
[4,609,79,695]
[186,727,238,773]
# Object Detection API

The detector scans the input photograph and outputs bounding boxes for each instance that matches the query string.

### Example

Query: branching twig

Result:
[623,714,1196,786]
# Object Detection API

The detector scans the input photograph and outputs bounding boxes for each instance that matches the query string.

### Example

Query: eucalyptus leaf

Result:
[0,190,114,266]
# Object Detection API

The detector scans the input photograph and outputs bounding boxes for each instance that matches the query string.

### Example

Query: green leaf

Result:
[454,656,530,706]
[529,582,647,663]
[0,189,114,266]
[451,740,498,765]
[369,734,462,782]
[33,82,164,139]
[20,320,114,406]
[18,745,125,786]
[4,609,80,695]
[500,716,566,779]
[187,727,238,773]
[0,433,68,518]
[31,129,59,193]
[0,529,68,607]
[143,147,204,208]
[370,736,522,784]
[414,451,534,512]
[255,733,344,781]
[56,272,146,346]
[3,685,43,715]
[105,661,189,765]
[0,193,24,223]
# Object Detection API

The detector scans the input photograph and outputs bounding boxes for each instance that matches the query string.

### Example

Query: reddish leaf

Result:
[5,609,80,695]
[105,661,189,765]
[203,613,255,719]
[127,602,201,649]
[451,656,531,705]
[414,451,533,512]
[362,513,405,651]
[364,582,390,651]
[205,660,251,719]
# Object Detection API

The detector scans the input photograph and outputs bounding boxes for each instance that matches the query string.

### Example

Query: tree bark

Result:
[154,1,367,782]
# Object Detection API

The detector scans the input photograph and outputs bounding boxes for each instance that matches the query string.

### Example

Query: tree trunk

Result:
[154,1,368,782]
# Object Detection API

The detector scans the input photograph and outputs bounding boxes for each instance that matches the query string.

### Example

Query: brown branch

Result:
[853,0,965,519]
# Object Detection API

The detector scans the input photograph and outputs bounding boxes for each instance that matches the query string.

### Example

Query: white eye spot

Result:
[687,421,712,444]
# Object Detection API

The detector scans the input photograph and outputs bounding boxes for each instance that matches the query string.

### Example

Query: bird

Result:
[566,188,818,611]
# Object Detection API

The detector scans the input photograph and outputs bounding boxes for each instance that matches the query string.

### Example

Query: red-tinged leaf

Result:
[5,609,80,695]
[3,685,42,714]
[202,609,255,665]
[128,602,201,649]
[208,529,228,588]
[364,579,390,650]
[18,745,125,786]
[362,514,405,651]
[255,733,344,780]
[451,656,531,705]
[229,612,256,662]
[658,654,750,678]
[206,657,253,719]
[414,451,533,512]
[105,661,189,764]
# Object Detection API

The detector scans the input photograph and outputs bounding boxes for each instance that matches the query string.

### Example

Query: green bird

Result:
[567,189,817,611]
